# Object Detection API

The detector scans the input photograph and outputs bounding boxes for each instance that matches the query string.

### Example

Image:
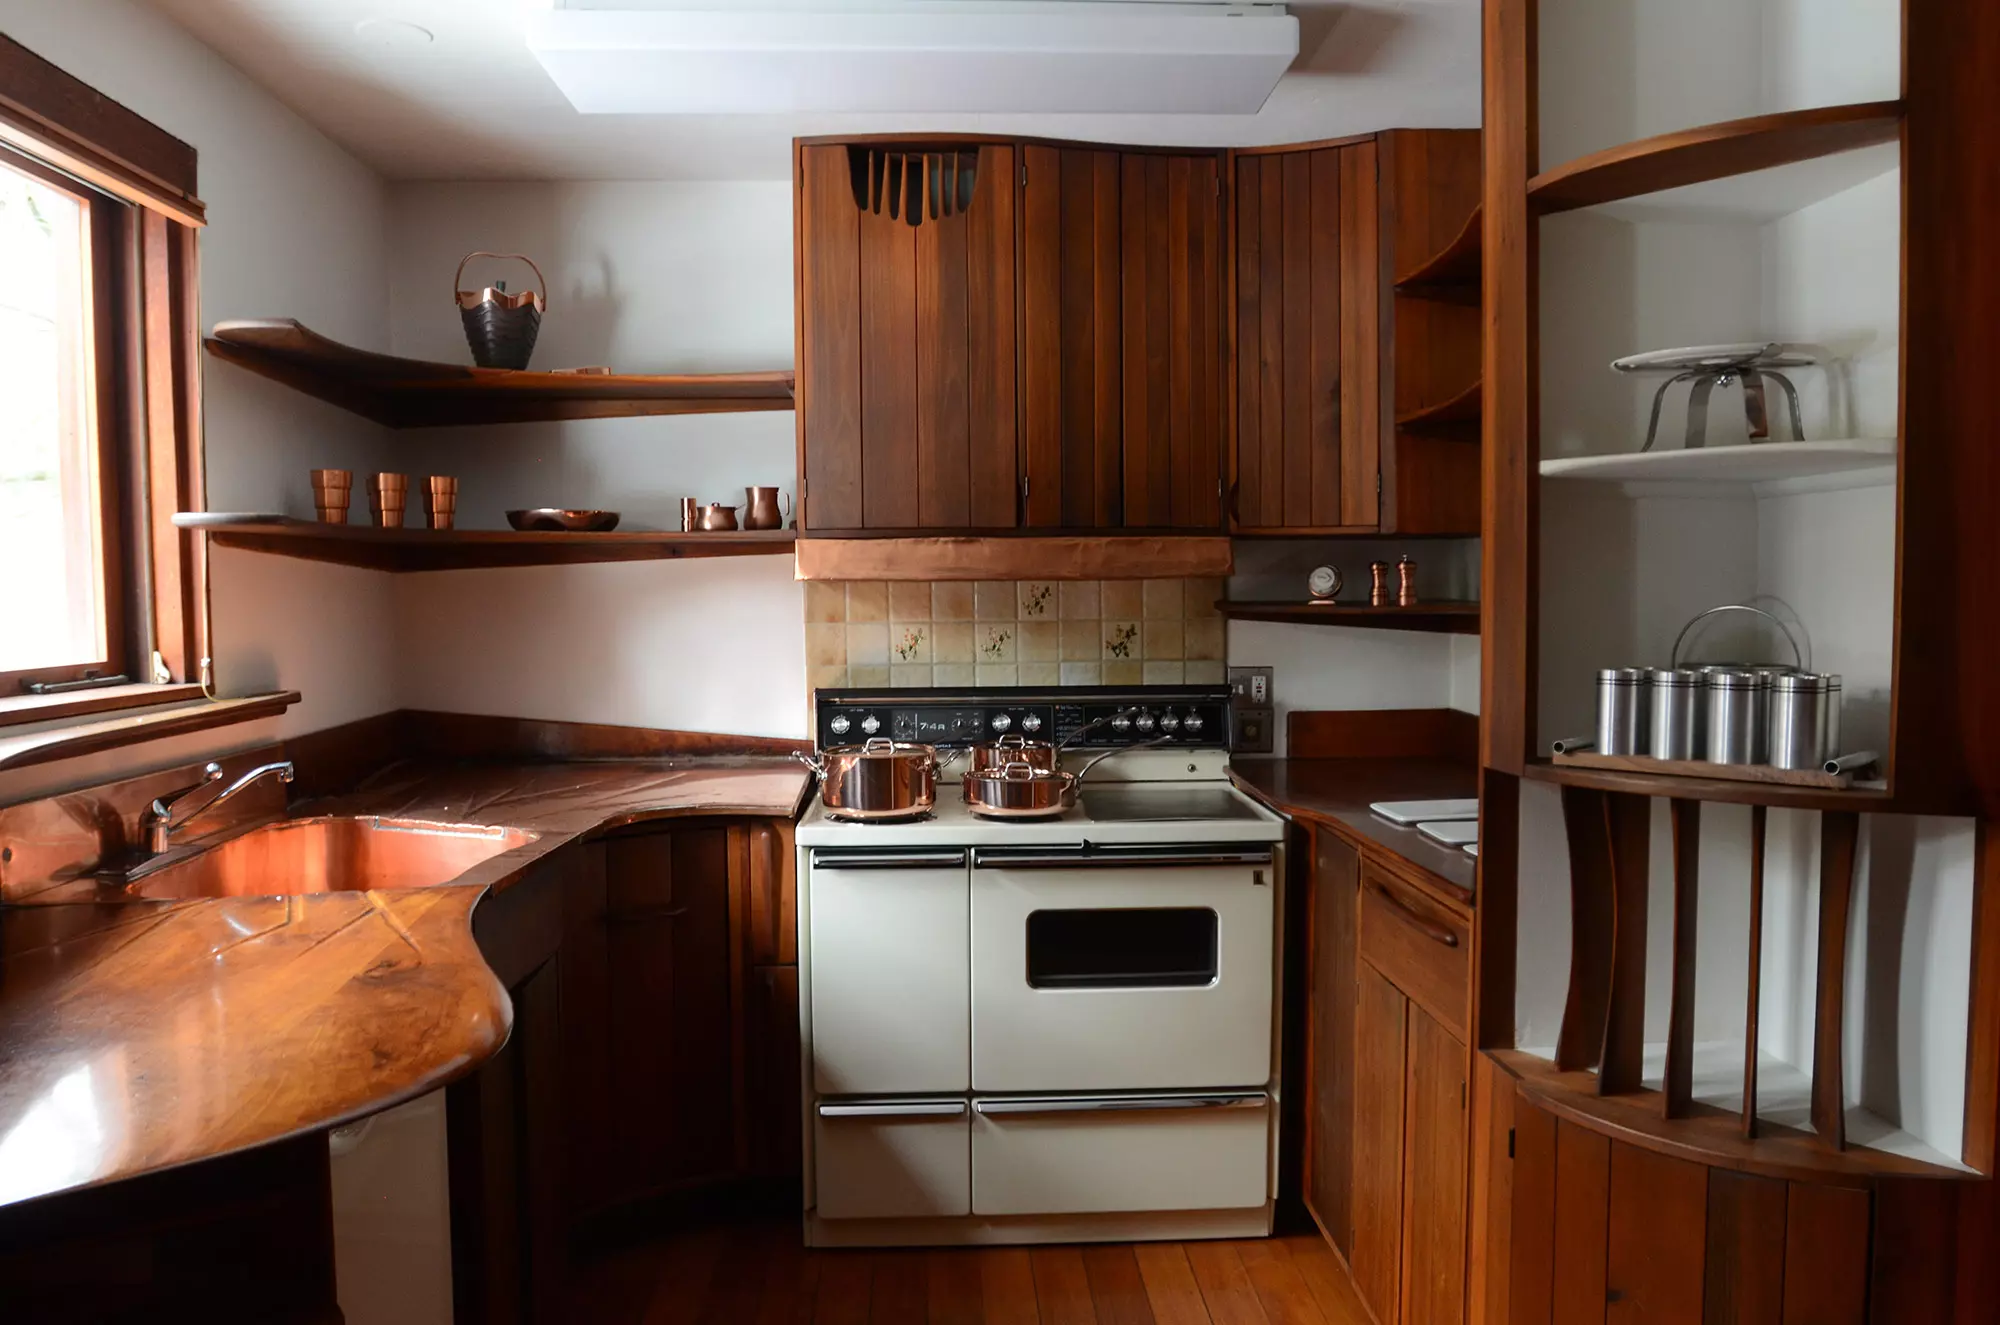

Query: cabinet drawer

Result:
[971,1093,1270,1215]
[814,1101,971,1220]
[1358,861,1469,1040]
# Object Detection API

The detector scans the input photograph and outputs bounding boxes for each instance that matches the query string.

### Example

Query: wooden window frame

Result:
[0,35,208,726]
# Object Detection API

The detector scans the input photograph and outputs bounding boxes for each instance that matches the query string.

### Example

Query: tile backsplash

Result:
[805,579,1228,694]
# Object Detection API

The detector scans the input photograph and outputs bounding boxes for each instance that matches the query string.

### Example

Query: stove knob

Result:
[1160,711,1182,732]
[1183,712,1205,734]
[830,714,852,736]
[860,715,882,736]
[991,713,1013,733]
[1110,713,1134,733]
[1135,711,1158,733]
[1021,713,1043,733]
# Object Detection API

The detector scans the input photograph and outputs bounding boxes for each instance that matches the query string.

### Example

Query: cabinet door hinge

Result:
[1021,161,1029,187]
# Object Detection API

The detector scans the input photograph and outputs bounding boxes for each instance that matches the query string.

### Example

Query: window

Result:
[0,151,127,692]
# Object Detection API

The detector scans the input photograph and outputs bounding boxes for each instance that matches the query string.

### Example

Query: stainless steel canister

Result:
[1703,670,1760,764]
[1595,667,1649,756]
[1769,673,1843,770]
[1646,668,1702,761]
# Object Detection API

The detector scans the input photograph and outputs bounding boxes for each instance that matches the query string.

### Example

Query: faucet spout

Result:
[145,760,296,855]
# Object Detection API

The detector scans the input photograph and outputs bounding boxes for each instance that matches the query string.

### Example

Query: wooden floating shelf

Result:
[1552,748,1869,790]
[1528,101,1904,217]
[1396,380,1481,430]
[1540,438,1897,485]
[1524,757,1892,813]
[1216,600,1479,635]
[1394,204,1481,296]
[177,516,795,573]
[205,319,796,429]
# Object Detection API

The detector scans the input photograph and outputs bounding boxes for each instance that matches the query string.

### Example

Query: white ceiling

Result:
[138,0,1481,182]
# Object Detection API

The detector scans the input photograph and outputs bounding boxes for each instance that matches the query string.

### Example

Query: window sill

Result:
[0,682,207,730]
[0,691,302,774]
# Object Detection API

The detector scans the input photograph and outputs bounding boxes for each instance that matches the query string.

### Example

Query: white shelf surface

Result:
[1540,438,1895,485]
[1597,141,1900,224]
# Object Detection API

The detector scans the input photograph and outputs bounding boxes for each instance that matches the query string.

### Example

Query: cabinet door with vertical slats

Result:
[1353,962,1410,1325]
[1401,1003,1469,1325]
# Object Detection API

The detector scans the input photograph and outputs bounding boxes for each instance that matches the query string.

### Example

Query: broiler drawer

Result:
[1357,860,1469,1040]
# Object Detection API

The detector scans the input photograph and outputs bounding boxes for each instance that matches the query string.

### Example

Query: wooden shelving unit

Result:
[1393,204,1481,299]
[1522,758,1895,814]
[178,516,795,573]
[1527,101,1905,216]
[1216,599,1479,635]
[1395,380,1481,431]
[205,320,796,428]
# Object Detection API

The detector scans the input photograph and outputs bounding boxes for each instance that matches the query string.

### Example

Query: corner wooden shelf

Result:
[1540,438,1897,485]
[178,516,795,573]
[1393,204,1481,298]
[1522,757,1895,813]
[1528,100,1905,216]
[205,320,796,429]
[1396,380,1481,431]
[1216,600,1479,635]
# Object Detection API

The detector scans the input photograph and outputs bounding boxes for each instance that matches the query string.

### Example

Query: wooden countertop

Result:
[1231,757,1478,898]
[0,757,811,1209]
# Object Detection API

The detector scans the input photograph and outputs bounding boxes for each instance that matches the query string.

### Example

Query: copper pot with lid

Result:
[796,737,944,821]
[961,761,1079,820]
[964,733,1059,775]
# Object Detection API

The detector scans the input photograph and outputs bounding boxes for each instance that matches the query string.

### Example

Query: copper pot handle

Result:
[453,251,548,307]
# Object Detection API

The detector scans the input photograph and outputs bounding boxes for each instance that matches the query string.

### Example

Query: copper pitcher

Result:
[699,502,740,532]
[744,486,790,531]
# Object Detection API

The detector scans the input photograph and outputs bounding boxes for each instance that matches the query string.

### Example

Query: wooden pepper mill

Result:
[1397,555,1418,606]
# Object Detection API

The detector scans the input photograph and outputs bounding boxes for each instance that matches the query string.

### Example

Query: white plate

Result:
[1371,798,1478,826]
[1611,342,1820,373]
[1417,820,1479,847]
[1463,842,1479,857]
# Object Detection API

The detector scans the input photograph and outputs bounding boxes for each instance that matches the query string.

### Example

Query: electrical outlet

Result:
[1228,666,1274,707]
[1233,707,1275,754]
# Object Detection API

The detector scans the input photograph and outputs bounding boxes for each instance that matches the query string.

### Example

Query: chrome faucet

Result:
[144,760,295,854]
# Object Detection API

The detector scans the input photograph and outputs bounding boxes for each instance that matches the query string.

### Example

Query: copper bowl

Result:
[506,508,621,532]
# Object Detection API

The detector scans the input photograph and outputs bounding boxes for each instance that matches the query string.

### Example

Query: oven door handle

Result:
[809,850,969,870]
[817,1100,968,1119]
[970,848,1274,870]
[973,1092,1267,1117]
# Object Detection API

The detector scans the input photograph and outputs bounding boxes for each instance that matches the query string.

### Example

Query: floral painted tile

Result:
[975,580,1017,621]
[1142,620,1184,661]
[846,622,889,666]
[890,581,933,621]
[1060,662,1103,686]
[1018,662,1060,686]
[1059,581,1100,620]
[847,581,889,622]
[805,580,847,623]
[1017,621,1060,661]
[890,664,933,688]
[1101,620,1141,660]
[976,664,1019,686]
[932,582,974,621]
[932,622,975,664]
[934,663,976,687]
[1103,659,1143,685]
[1017,581,1057,619]
[979,624,1017,663]
[892,624,931,664]
[805,623,846,669]
[1185,618,1225,662]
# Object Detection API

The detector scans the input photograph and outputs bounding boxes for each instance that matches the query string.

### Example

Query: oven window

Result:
[1025,908,1218,989]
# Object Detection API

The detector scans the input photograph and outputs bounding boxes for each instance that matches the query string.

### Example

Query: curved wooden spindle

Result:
[1556,785,1614,1071]
[1663,799,1701,1117]
[1598,792,1652,1095]
[1742,804,1767,1139]
[1812,810,1862,1149]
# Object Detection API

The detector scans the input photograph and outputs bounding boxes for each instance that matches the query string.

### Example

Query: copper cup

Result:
[367,473,409,528]
[422,476,459,530]
[680,497,701,533]
[311,469,352,524]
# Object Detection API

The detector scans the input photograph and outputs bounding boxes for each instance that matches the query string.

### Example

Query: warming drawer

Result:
[814,1099,971,1220]
[970,1092,1271,1215]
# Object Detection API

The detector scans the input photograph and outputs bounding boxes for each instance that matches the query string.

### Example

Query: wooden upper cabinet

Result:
[1234,143,1381,533]
[1021,145,1225,531]
[798,141,1018,533]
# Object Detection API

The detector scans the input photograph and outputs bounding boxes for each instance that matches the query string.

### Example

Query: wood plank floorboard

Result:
[568,1220,1374,1325]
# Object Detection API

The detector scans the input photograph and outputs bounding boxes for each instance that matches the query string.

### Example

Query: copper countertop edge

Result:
[0,757,812,1211]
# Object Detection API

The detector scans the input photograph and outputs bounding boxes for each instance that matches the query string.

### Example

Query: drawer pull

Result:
[973,1092,1266,1117]
[1369,881,1459,948]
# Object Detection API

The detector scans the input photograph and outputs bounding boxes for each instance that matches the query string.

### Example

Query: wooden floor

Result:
[569,1219,1374,1324]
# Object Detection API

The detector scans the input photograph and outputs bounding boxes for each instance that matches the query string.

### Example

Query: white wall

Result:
[0,0,397,804]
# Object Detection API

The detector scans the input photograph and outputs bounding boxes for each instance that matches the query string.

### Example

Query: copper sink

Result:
[125,815,539,901]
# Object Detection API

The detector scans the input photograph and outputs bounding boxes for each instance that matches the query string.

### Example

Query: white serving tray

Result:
[1371,798,1478,826]
[1417,820,1479,848]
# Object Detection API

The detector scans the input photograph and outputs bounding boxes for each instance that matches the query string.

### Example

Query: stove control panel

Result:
[814,686,1234,751]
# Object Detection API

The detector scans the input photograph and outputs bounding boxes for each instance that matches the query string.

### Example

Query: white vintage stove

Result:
[795,685,1286,1247]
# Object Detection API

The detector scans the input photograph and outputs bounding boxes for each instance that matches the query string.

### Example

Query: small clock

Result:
[1308,565,1343,601]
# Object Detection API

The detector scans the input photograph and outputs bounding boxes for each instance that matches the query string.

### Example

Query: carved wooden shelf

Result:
[1523,758,1893,812]
[1396,380,1481,431]
[178,516,796,573]
[1394,204,1481,298]
[1216,600,1479,635]
[205,319,796,429]
[1528,101,1905,216]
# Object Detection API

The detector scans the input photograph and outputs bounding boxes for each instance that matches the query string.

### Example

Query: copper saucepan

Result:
[961,761,1078,820]
[964,733,1059,775]
[797,737,945,821]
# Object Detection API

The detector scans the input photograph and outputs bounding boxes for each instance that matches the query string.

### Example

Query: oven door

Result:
[969,844,1275,1092]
